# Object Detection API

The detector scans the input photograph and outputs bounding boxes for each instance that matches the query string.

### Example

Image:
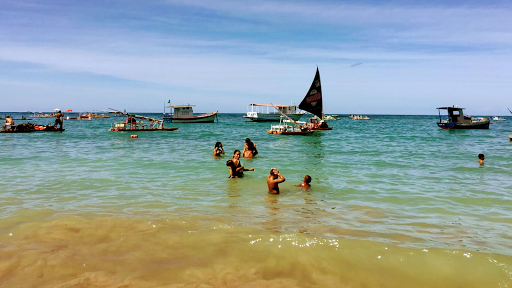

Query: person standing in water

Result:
[478,154,485,165]
[3,116,14,129]
[54,110,63,129]
[243,138,258,158]
[227,150,255,178]
[213,142,225,156]
[267,167,285,194]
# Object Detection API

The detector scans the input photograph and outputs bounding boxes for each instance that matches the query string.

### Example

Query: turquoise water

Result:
[2,113,511,256]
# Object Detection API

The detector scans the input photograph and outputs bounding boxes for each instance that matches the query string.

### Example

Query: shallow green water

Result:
[1,113,512,256]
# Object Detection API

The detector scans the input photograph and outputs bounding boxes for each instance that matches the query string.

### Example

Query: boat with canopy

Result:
[437,106,490,129]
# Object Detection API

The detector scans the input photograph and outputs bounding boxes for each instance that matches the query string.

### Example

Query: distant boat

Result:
[437,106,490,129]
[243,103,304,122]
[298,67,332,130]
[267,117,315,135]
[492,116,505,121]
[163,105,217,123]
[108,108,178,132]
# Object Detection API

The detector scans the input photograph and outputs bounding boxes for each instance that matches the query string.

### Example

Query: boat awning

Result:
[249,103,294,108]
[437,107,465,109]
[169,105,196,108]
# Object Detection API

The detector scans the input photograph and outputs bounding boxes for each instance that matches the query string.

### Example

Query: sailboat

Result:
[299,68,333,130]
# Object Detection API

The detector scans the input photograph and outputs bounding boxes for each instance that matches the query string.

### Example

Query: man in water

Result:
[267,167,285,194]
[55,110,63,129]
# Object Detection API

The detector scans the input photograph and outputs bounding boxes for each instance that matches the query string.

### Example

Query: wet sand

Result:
[1,210,510,288]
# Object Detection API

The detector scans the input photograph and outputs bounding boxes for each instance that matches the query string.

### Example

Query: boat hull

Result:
[1,128,64,133]
[244,113,303,122]
[437,122,490,129]
[163,112,217,123]
[109,128,178,132]
[267,130,315,135]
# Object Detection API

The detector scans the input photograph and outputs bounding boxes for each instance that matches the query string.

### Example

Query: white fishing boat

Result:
[243,104,304,122]
[492,116,505,121]
[163,105,217,123]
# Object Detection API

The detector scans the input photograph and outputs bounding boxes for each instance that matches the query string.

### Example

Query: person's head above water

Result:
[478,154,485,160]
[304,175,311,184]
[215,142,222,148]
[233,150,241,158]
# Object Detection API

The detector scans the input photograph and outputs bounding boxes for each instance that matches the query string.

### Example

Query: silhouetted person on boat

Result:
[54,111,63,129]
[126,115,136,125]
[227,150,255,178]
[478,154,485,165]
[267,167,285,194]
[297,175,311,189]
[243,138,258,158]
[213,141,225,156]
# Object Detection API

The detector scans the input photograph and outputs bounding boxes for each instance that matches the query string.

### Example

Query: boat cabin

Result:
[437,106,471,124]
[169,105,195,118]
[246,104,297,117]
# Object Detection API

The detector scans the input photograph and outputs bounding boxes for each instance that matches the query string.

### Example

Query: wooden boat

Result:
[108,109,178,132]
[298,67,333,130]
[267,117,315,135]
[1,123,64,133]
[243,104,304,122]
[163,105,217,123]
[437,106,490,129]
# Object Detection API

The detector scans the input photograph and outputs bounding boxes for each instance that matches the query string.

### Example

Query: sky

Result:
[1,0,511,115]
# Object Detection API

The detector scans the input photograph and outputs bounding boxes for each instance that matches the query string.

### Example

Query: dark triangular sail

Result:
[299,67,323,119]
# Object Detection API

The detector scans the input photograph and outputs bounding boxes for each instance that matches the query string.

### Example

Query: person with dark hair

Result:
[243,138,258,158]
[54,110,63,129]
[213,141,225,156]
[267,167,285,194]
[227,150,255,178]
[478,154,485,165]
[297,175,312,189]
[3,115,14,129]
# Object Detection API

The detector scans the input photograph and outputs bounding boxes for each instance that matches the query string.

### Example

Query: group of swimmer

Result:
[213,138,312,194]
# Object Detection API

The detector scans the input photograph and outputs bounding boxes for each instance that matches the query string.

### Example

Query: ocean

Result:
[1,113,511,287]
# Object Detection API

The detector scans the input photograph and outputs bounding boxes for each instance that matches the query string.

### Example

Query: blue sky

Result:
[1,0,511,114]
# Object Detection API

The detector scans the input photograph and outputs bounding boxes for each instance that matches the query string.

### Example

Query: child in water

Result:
[478,154,485,165]
[297,175,312,189]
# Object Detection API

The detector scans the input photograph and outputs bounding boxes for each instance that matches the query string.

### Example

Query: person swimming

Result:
[242,138,258,158]
[297,175,311,189]
[478,154,485,165]
[213,141,225,156]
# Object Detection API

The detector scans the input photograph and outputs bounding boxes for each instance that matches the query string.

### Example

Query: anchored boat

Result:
[299,67,333,130]
[437,106,490,129]
[1,123,64,133]
[163,105,217,123]
[109,109,178,132]
[243,104,304,122]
